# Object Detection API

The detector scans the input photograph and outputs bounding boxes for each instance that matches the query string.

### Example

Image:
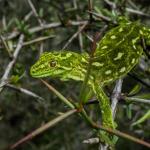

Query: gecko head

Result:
[30,51,85,79]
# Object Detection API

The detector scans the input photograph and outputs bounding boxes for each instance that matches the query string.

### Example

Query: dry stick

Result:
[126,8,150,18]
[3,20,88,41]
[87,11,111,22]
[24,11,33,22]
[88,0,93,22]
[27,0,44,54]
[104,0,150,18]
[0,34,24,93]
[10,109,77,150]
[41,79,75,109]
[6,84,45,101]
[0,35,55,49]
[23,35,55,46]
[62,23,88,50]
[0,35,12,57]
[27,0,43,26]
[111,79,123,119]
[92,123,150,148]
[125,97,150,105]
[73,0,84,51]
[29,21,88,33]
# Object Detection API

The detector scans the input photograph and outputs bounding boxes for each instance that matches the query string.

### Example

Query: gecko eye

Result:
[49,60,57,67]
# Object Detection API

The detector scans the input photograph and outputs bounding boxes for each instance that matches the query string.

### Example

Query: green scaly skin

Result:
[30,20,150,144]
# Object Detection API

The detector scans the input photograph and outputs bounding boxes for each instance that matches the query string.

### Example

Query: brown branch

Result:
[9,109,77,150]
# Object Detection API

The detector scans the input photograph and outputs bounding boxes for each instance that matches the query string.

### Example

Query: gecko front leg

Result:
[90,82,117,147]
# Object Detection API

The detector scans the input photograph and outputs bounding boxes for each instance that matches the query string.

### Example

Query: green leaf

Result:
[132,110,150,126]
[128,84,141,96]
[126,104,132,119]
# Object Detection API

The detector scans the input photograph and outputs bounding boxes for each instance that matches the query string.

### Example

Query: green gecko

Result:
[30,20,149,134]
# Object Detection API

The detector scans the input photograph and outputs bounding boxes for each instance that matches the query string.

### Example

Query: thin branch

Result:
[62,22,88,50]
[91,123,150,148]
[23,35,55,46]
[87,10,112,23]
[111,79,123,119]
[27,0,43,26]
[73,0,84,52]
[128,73,150,89]
[9,109,77,150]
[126,8,150,18]
[0,34,12,58]
[104,0,150,18]
[41,79,75,109]
[2,20,88,41]
[125,97,150,105]
[0,34,24,93]
[0,35,55,49]
[6,84,44,101]
[88,0,93,22]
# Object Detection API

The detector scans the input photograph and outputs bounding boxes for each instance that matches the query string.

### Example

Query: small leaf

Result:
[128,84,141,96]
[126,104,132,119]
[10,75,20,84]
[132,110,150,126]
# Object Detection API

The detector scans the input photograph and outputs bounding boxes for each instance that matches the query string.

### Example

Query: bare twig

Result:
[27,0,43,26]
[24,11,33,22]
[125,97,150,105]
[73,0,84,51]
[0,34,24,93]
[62,22,88,50]
[104,0,116,9]
[104,0,150,18]
[111,79,123,119]
[23,35,55,46]
[126,8,150,18]
[91,123,150,148]
[6,84,44,101]
[0,35,55,49]
[10,109,77,149]
[88,0,93,22]
[0,34,12,57]
[2,20,88,41]
[87,10,112,23]
[41,79,75,109]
